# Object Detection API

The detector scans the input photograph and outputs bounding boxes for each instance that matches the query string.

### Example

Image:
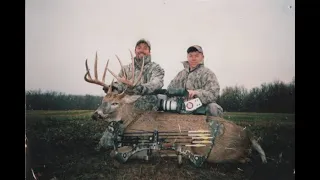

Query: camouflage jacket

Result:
[114,55,165,95]
[167,61,220,105]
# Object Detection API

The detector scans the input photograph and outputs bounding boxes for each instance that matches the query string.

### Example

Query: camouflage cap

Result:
[187,45,203,54]
[136,38,151,50]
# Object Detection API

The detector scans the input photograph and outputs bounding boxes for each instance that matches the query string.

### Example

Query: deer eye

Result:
[111,102,119,106]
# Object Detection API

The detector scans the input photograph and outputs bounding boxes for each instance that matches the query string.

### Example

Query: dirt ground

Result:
[26,116,295,180]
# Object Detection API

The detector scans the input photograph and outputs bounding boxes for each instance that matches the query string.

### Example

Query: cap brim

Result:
[187,46,203,53]
[136,39,151,49]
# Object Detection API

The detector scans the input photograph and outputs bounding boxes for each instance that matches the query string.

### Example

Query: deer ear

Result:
[122,95,141,104]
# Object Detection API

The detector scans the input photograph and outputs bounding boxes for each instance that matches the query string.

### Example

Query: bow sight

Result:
[107,119,221,167]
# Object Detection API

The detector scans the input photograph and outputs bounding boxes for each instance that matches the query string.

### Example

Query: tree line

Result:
[26,77,294,113]
[25,90,103,110]
[216,77,295,113]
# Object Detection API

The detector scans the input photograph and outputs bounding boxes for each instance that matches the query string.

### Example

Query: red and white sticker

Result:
[186,102,194,109]
[184,98,203,111]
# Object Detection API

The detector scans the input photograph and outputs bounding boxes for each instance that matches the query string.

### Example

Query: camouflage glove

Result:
[125,85,143,95]
[97,121,125,149]
[167,88,189,97]
[98,128,115,149]
[134,85,143,94]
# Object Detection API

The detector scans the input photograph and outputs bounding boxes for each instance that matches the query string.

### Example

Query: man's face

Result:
[135,43,150,59]
[187,51,204,69]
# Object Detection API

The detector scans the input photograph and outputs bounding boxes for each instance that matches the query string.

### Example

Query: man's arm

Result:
[167,71,183,90]
[138,64,165,94]
[102,66,128,93]
[194,72,220,105]
[103,64,165,95]
[115,67,128,92]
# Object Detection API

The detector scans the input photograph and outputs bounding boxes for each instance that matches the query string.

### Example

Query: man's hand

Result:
[187,90,198,99]
[125,87,135,94]
[125,85,143,95]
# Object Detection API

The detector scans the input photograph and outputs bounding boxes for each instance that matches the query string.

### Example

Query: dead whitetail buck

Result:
[84,51,267,167]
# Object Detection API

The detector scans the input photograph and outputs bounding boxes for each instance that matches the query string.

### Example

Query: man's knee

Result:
[206,103,224,117]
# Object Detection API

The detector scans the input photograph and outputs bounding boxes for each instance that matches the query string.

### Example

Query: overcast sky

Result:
[25,0,295,96]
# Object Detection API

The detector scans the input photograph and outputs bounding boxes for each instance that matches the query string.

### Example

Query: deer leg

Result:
[205,103,224,117]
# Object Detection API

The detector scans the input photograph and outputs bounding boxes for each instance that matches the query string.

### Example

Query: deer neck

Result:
[115,103,143,128]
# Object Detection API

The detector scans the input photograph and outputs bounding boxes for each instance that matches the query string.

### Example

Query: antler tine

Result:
[107,52,144,88]
[102,59,109,83]
[84,52,109,88]
[118,87,128,99]
[129,49,135,84]
[108,54,133,87]
[107,68,124,85]
[115,55,127,79]
[133,55,145,86]
[107,78,114,94]
[85,59,92,78]
[94,51,98,80]
[84,59,93,82]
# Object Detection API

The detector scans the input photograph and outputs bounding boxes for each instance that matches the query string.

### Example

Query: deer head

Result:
[84,51,145,121]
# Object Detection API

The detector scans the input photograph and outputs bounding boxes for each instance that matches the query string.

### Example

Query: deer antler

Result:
[107,50,145,88]
[84,51,113,94]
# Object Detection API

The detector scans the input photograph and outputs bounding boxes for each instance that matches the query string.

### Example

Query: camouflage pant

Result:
[205,102,224,117]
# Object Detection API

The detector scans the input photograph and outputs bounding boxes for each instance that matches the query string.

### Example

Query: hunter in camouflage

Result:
[103,39,165,95]
[167,45,224,117]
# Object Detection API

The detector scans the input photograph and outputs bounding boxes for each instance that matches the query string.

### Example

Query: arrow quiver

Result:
[107,118,222,167]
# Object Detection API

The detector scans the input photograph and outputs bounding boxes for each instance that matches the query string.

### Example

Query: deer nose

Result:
[91,111,104,120]
[91,112,100,120]
[91,113,97,120]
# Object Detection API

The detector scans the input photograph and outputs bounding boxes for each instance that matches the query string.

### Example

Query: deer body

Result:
[84,52,267,166]
[96,96,267,164]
